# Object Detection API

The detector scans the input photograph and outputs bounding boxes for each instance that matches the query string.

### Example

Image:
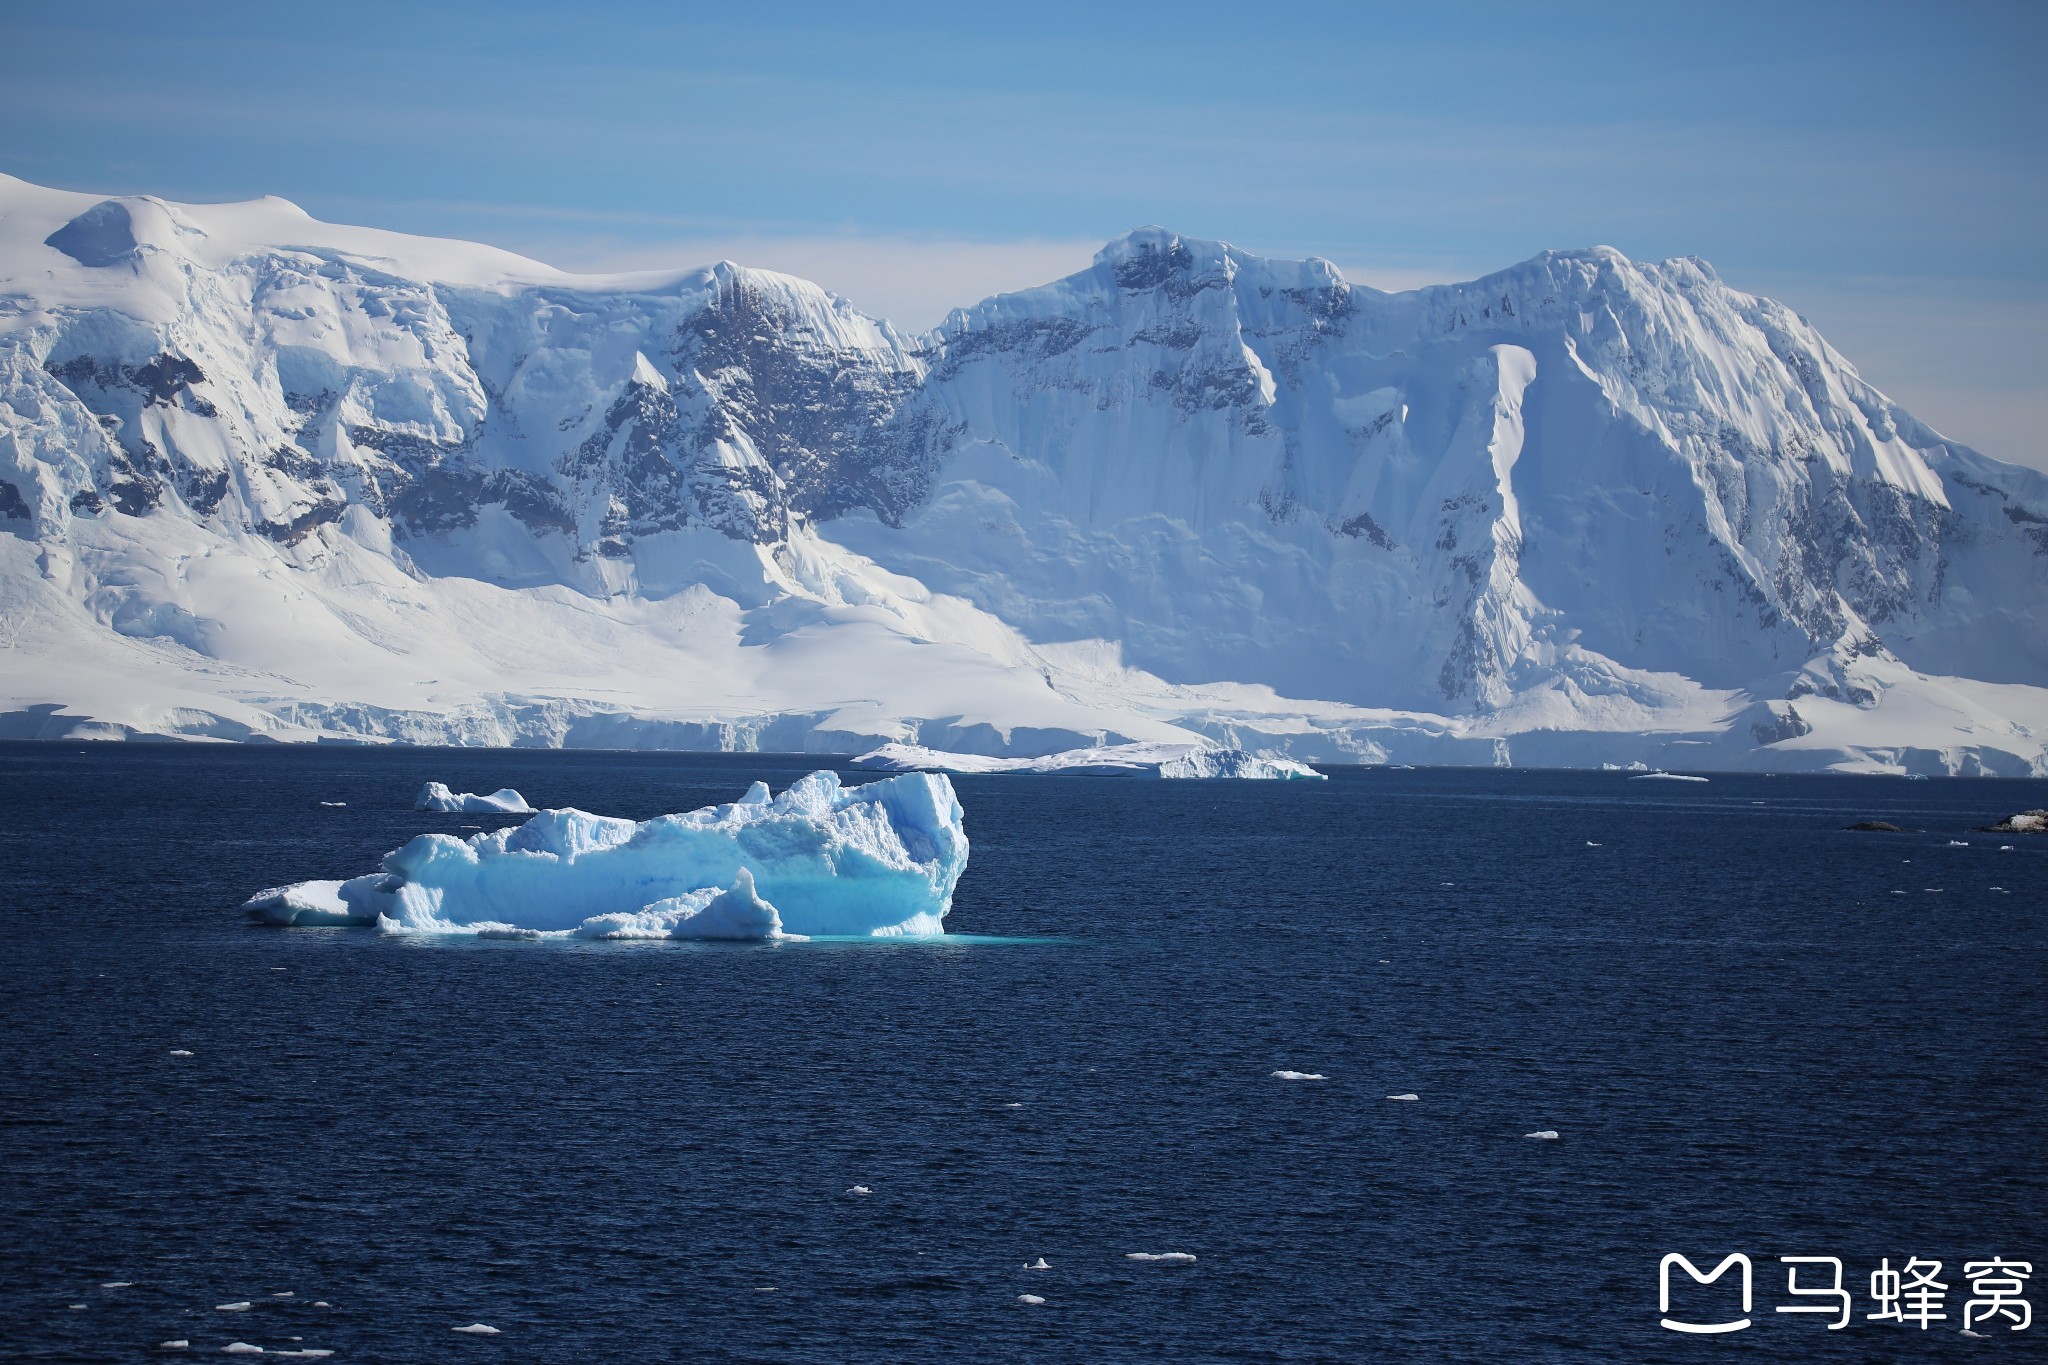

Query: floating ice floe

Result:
[846,1185,874,1196]
[1271,1071,1326,1081]
[1948,840,1969,847]
[319,801,346,808]
[244,772,967,941]
[1524,1130,1560,1140]
[854,741,1323,780]
[169,1049,193,1056]
[415,783,533,814]
[1628,772,1708,783]
[1017,1294,1046,1305]
[1386,1094,1419,1102]
[1126,1252,1197,1264]
[215,1302,252,1312]
[101,1281,132,1289]
[1024,1257,1051,1270]
[221,1345,263,1355]
[1585,841,1602,847]
[452,1323,500,1335]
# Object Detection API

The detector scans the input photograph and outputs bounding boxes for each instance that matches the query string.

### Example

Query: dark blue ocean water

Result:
[1,744,2043,1362]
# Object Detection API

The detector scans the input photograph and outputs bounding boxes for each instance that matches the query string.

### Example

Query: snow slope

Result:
[3,176,2044,773]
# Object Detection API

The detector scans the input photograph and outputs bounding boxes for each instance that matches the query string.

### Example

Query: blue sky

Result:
[5,0,2044,466]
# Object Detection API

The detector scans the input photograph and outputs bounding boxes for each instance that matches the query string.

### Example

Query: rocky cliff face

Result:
[2,176,2044,772]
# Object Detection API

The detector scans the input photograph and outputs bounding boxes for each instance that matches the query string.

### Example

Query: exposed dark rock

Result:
[1977,810,2047,834]
[1843,820,1905,832]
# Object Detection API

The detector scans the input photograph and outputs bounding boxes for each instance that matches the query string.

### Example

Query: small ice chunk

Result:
[170,1049,194,1056]
[1948,840,1969,847]
[846,1185,873,1196]
[1386,1093,1419,1101]
[1125,1252,1197,1264]
[68,1303,87,1309]
[1585,841,1602,847]
[1524,1130,1560,1140]
[755,1286,777,1292]
[221,1346,263,1356]
[452,1323,500,1335]
[215,1302,253,1311]
[101,1281,133,1288]
[271,1291,294,1298]
[415,783,533,814]
[311,1302,330,1308]
[1024,1257,1051,1270]
[1271,1070,1326,1081]
[1017,1293,1046,1305]
[2001,845,2014,851]
[319,801,346,808]
[1961,1327,1987,1337]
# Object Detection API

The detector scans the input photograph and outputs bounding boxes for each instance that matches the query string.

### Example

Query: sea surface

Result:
[1,744,2043,1362]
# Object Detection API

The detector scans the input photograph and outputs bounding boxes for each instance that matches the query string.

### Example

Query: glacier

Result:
[242,770,967,939]
[853,741,1325,779]
[415,782,532,813]
[2,174,2046,774]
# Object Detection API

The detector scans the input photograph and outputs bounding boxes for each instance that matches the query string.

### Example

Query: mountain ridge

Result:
[2,175,2043,773]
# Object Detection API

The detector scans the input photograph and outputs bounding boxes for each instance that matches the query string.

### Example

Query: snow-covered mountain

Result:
[3,174,2044,773]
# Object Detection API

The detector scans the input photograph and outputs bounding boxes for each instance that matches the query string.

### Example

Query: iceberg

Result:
[415,782,534,813]
[244,771,967,940]
[854,741,1324,780]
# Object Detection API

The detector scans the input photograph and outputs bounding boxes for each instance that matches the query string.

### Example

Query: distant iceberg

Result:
[246,771,967,939]
[415,782,534,813]
[854,741,1324,781]
[1626,771,1709,783]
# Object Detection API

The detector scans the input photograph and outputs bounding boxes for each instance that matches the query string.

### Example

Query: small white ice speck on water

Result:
[67,1303,86,1309]
[101,1281,132,1288]
[846,1185,872,1195]
[221,1346,263,1356]
[169,1049,193,1057]
[215,1302,252,1311]
[1017,1293,1046,1305]
[1271,1070,1326,1081]
[271,1291,293,1297]
[1386,1094,1419,1101]
[1024,1257,1051,1270]
[1125,1252,1197,1264]
[452,1323,500,1335]
[1524,1130,1560,1140]
[1585,841,1601,847]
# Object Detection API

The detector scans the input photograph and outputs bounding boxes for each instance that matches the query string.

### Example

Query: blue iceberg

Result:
[245,771,967,940]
